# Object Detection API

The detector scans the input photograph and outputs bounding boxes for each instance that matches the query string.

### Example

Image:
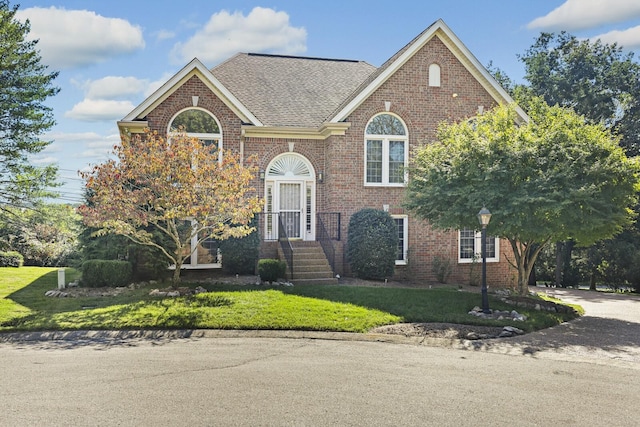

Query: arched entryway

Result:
[264,153,316,240]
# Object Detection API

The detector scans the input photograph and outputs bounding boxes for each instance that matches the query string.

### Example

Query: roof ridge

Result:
[246,52,364,64]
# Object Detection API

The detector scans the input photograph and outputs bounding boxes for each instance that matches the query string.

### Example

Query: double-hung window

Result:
[365,114,408,186]
[458,228,499,263]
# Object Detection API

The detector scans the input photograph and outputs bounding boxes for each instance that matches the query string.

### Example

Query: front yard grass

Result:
[0,267,579,333]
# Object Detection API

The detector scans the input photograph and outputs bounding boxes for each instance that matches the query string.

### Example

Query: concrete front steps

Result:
[278,240,337,284]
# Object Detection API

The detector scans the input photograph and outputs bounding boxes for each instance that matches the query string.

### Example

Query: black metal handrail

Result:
[278,214,293,279]
[316,214,336,274]
[316,212,340,241]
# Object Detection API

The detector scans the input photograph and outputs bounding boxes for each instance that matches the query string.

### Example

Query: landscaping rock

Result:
[45,290,68,298]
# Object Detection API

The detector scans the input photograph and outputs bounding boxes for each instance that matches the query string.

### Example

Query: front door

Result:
[278,181,303,239]
[264,153,316,241]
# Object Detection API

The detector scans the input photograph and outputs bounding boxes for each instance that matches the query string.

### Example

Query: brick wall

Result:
[141,35,517,288]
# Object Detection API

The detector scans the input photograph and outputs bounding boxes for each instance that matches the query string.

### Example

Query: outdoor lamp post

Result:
[477,207,492,314]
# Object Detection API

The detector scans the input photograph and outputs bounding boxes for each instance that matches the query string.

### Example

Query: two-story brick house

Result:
[117,19,526,287]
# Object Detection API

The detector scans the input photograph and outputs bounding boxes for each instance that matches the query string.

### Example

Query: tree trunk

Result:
[172,265,181,284]
[528,264,537,286]
[555,241,563,287]
[589,271,597,291]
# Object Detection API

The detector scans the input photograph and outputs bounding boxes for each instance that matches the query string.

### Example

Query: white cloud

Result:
[65,76,153,122]
[591,25,640,49]
[81,133,120,161]
[170,7,306,65]
[528,0,640,31]
[154,29,176,42]
[30,155,58,165]
[65,99,136,122]
[16,7,145,69]
[81,76,150,100]
[45,131,119,161]
[144,72,175,97]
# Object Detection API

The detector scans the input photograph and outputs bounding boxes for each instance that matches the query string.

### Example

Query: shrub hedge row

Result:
[81,259,132,287]
[0,251,24,267]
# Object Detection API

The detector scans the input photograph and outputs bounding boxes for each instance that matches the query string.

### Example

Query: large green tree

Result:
[514,32,640,288]
[518,32,640,157]
[0,1,59,211]
[405,100,640,295]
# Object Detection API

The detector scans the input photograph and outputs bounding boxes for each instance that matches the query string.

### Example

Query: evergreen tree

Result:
[0,1,60,211]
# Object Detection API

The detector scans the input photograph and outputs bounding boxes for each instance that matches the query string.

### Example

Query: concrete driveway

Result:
[470,287,640,367]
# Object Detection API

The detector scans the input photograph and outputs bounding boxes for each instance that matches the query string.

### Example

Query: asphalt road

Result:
[0,288,638,426]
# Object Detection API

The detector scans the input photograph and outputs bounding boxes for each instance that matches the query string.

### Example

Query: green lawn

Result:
[0,267,579,333]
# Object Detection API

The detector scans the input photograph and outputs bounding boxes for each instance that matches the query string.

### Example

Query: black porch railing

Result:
[277,214,294,278]
[316,213,339,273]
[256,212,341,242]
[255,212,341,278]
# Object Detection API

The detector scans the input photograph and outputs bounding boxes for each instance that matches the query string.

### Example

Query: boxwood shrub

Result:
[81,259,133,287]
[219,218,260,275]
[0,251,24,267]
[258,259,286,284]
[347,208,398,280]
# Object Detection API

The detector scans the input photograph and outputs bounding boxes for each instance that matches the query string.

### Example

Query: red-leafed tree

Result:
[79,129,262,283]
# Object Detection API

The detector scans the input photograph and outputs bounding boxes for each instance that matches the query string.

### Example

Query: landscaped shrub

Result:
[81,259,133,287]
[219,218,260,275]
[0,251,24,267]
[347,208,398,280]
[258,259,286,284]
[432,255,452,283]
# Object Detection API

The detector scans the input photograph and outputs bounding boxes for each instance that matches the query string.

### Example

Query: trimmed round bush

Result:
[347,208,398,280]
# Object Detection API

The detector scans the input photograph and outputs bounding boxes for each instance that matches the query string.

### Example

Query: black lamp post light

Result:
[477,207,492,314]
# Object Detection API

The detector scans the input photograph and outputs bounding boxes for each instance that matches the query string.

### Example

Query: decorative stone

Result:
[503,326,524,335]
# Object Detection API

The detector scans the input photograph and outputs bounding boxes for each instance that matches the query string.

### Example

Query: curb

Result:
[0,328,464,349]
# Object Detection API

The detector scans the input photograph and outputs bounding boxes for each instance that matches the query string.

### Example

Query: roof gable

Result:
[120,58,262,126]
[329,19,527,123]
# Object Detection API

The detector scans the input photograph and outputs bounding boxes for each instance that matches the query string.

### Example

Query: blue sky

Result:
[12,0,640,203]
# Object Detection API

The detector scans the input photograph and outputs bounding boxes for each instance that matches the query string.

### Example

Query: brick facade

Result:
[121,22,518,288]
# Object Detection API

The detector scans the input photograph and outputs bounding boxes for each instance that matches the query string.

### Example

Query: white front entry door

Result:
[278,181,303,239]
[264,153,316,241]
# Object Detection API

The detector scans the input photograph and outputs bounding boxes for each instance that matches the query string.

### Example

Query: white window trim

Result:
[167,107,223,164]
[169,219,222,270]
[392,215,409,265]
[458,230,500,263]
[364,114,408,187]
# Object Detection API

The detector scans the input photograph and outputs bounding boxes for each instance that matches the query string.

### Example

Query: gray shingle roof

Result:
[211,53,376,128]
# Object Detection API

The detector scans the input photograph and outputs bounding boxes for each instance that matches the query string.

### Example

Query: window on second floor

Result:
[168,108,222,162]
[364,113,408,186]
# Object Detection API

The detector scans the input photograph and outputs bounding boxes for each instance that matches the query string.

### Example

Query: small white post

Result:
[58,268,66,289]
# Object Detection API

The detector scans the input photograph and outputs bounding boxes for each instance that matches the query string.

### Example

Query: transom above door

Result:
[264,153,316,241]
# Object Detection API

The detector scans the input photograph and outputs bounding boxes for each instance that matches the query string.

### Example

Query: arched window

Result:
[168,108,222,161]
[428,63,441,87]
[364,113,408,186]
